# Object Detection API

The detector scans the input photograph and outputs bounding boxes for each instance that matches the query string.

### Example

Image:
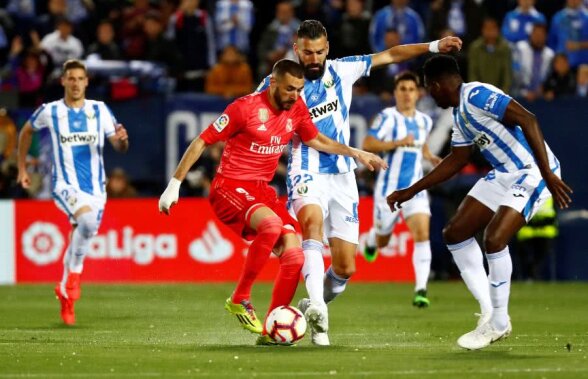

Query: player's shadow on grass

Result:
[195,345,351,352]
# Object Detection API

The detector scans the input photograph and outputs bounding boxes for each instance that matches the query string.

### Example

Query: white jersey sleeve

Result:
[29,104,51,130]
[329,55,372,84]
[368,109,395,140]
[97,102,117,137]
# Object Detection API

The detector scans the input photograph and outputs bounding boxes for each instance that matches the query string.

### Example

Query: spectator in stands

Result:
[576,63,588,96]
[121,0,154,60]
[85,20,122,60]
[257,0,300,77]
[65,0,94,25]
[468,18,512,93]
[106,167,138,198]
[512,23,554,101]
[257,1,300,78]
[12,49,46,107]
[143,11,183,77]
[0,9,15,67]
[167,0,216,92]
[428,0,482,48]
[549,0,588,69]
[296,0,329,28]
[214,0,254,54]
[501,0,546,45]
[331,0,371,58]
[543,53,577,100]
[6,0,35,36]
[205,45,253,98]
[35,0,67,38]
[369,29,410,103]
[370,0,425,52]
[40,17,84,68]
[0,108,17,164]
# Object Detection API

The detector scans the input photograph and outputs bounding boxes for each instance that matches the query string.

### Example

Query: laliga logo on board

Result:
[22,222,65,265]
[21,222,177,266]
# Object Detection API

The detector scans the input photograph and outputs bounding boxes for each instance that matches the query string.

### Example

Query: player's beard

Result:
[303,62,325,81]
[274,91,295,110]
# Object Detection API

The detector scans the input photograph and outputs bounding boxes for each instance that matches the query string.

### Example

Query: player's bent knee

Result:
[76,212,99,239]
[333,264,355,279]
[442,223,462,245]
[483,233,507,253]
[257,216,284,237]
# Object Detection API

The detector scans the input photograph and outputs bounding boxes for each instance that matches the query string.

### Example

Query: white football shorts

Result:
[373,189,430,235]
[52,183,106,225]
[468,166,560,222]
[288,170,359,244]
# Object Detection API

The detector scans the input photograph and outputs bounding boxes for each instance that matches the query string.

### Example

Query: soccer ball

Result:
[264,305,307,345]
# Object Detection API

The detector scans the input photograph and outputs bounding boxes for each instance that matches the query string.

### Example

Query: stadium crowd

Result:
[0,0,586,203]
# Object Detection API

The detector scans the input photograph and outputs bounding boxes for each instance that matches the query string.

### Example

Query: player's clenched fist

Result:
[386,188,415,212]
[438,36,462,53]
[159,177,181,215]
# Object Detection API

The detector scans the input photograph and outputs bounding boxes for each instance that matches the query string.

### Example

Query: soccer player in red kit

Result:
[159,59,385,345]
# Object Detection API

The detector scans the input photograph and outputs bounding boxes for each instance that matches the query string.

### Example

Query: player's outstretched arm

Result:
[305,132,388,171]
[501,99,573,209]
[387,145,471,211]
[16,122,35,189]
[362,134,414,153]
[371,36,462,68]
[108,124,129,153]
[159,137,208,215]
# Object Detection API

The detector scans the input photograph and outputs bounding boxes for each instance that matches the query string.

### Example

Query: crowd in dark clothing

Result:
[1,0,588,108]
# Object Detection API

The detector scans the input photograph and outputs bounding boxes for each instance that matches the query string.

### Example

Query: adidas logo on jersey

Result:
[59,132,98,146]
[257,124,267,131]
[308,99,339,121]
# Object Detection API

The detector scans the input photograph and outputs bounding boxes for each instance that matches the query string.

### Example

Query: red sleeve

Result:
[200,101,246,144]
[293,100,319,142]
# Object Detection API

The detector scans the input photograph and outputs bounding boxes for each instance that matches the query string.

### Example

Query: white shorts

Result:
[288,170,359,244]
[52,184,106,226]
[373,190,430,235]
[468,166,560,222]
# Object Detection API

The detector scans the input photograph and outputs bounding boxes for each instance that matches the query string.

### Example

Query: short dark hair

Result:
[394,71,419,90]
[297,20,327,40]
[423,55,460,82]
[272,59,304,79]
[62,59,87,76]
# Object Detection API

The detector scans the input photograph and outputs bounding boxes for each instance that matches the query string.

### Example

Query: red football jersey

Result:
[200,89,319,181]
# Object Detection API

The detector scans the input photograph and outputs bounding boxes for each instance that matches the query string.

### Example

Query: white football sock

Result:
[413,241,432,291]
[301,239,326,305]
[366,227,376,249]
[447,238,492,315]
[323,266,349,304]
[69,212,99,273]
[486,247,512,331]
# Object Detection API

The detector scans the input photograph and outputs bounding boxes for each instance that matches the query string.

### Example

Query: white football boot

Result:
[297,298,330,346]
[457,316,512,350]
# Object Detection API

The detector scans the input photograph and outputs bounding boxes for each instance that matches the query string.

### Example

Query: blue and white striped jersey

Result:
[29,99,117,197]
[369,107,433,197]
[452,82,559,173]
[258,55,372,174]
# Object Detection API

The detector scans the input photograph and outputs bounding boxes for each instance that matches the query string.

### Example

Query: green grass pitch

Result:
[0,282,587,378]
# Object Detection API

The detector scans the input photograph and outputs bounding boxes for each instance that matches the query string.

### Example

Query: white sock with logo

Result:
[323,266,349,304]
[413,241,432,291]
[447,238,492,315]
[486,247,512,331]
[301,239,326,305]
